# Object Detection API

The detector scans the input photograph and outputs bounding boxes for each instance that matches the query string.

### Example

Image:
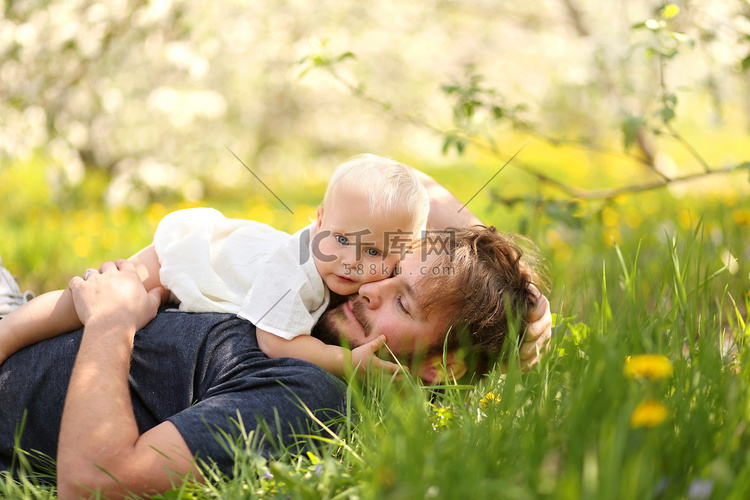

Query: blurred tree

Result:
[1,0,747,209]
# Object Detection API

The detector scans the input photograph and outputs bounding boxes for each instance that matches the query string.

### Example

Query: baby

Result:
[0,154,430,376]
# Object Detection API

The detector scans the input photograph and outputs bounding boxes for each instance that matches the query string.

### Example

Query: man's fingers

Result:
[526,288,549,324]
[519,331,550,360]
[114,258,134,271]
[518,342,537,361]
[525,288,551,340]
[69,275,83,289]
[98,261,118,274]
[525,315,551,343]
[95,259,136,275]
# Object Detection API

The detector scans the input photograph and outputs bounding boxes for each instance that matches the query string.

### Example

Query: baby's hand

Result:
[350,335,404,376]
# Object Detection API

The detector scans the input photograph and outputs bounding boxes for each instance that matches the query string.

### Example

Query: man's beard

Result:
[311,297,372,348]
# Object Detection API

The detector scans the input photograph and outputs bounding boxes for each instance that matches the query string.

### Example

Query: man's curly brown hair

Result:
[415,225,547,375]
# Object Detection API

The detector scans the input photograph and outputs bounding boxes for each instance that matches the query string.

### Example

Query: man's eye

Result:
[397,296,410,315]
[335,234,349,245]
[365,247,380,257]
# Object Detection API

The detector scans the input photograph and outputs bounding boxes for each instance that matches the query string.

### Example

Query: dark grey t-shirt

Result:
[0,310,348,477]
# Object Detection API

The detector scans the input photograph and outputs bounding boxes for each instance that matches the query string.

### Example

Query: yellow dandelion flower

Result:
[733,209,750,226]
[72,235,92,258]
[630,400,668,428]
[479,392,499,410]
[623,354,673,380]
[601,206,619,228]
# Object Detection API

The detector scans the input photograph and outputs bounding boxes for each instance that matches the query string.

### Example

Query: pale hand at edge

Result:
[350,335,404,376]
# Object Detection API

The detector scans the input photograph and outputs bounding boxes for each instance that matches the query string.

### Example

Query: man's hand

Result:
[519,285,552,370]
[350,335,404,376]
[68,259,167,332]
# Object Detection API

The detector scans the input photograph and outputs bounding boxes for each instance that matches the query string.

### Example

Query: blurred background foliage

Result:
[1,0,748,316]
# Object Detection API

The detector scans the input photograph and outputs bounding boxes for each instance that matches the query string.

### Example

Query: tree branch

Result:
[493,162,749,204]
[318,63,747,202]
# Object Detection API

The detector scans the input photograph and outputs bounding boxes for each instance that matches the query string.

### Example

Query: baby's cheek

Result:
[381,255,402,278]
[353,257,394,284]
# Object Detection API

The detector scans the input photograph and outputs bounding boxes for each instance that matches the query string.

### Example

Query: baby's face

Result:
[312,190,415,296]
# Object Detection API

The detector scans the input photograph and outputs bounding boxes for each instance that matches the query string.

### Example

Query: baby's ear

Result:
[416,353,467,384]
[315,206,324,228]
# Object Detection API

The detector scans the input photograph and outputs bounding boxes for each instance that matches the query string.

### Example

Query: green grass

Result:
[1,156,749,499]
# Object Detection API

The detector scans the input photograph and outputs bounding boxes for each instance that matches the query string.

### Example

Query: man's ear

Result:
[417,353,468,384]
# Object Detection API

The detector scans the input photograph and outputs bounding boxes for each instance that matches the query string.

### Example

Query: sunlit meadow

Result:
[1,1,749,496]
[1,142,749,499]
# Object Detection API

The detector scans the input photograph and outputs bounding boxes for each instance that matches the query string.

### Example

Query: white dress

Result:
[153,208,329,340]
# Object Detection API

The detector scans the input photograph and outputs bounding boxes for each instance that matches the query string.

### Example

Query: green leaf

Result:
[423,384,475,390]
[622,115,646,150]
[738,161,750,183]
[543,201,584,229]
[658,106,676,123]
[670,31,693,46]
[306,451,321,465]
[657,46,679,59]
[161,491,195,500]
[336,51,356,62]
[442,135,456,155]
[519,216,529,235]
[461,101,477,119]
[441,135,466,156]
[741,53,750,72]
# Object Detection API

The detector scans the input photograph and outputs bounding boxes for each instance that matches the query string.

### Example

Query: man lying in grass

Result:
[0,170,551,499]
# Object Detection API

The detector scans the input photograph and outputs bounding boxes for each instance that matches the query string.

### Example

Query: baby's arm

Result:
[256,327,401,377]
[0,289,82,364]
[0,245,163,364]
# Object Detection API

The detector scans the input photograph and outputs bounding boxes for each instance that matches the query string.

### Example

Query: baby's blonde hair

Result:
[323,154,430,236]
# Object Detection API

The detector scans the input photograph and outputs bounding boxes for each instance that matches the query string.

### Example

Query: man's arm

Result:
[57,259,201,500]
[413,167,552,366]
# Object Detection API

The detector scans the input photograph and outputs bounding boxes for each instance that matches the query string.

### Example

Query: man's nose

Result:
[357,280,386,309]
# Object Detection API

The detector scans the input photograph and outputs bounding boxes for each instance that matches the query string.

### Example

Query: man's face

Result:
[314,249,454,358]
